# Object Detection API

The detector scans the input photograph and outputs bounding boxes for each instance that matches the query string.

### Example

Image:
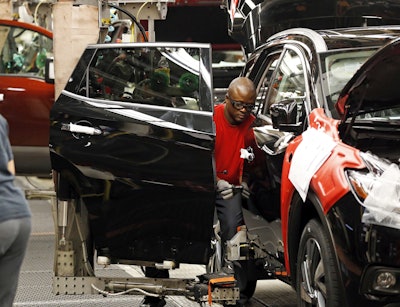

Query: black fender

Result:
[286,189,346,302]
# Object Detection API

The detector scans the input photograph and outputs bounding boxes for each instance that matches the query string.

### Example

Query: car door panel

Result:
[50,43,216,264]
[0,76,53,145]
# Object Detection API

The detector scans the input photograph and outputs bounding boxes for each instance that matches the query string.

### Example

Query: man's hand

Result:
[217,179,234,200]
[241,182,251,199]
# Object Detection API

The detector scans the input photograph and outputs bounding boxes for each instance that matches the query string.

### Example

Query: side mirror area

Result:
[45,57,55,84]
[270,99,305,134]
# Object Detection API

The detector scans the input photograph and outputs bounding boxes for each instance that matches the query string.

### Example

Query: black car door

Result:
[50,43,216,264]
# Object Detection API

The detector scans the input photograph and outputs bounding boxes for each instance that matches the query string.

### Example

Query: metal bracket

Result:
[56,248,75,277]
[226,225,249,261]
[53,276,105,295]
[204,287,240,305]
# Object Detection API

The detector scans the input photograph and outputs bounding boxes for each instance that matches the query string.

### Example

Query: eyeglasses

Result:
[227,96,255,112]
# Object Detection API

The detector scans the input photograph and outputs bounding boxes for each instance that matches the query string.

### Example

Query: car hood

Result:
[335,37,400,120]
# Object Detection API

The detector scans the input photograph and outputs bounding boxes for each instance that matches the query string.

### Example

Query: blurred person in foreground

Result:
[0,114,32,306]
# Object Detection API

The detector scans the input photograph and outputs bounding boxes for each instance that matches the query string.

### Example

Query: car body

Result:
[0,19,54,176]
[242,27,400,305]
[225,0,400,54]
[48,28,400,305]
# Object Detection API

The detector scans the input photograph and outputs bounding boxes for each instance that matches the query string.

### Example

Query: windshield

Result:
[320,48,376,116]
[338,41,400,124]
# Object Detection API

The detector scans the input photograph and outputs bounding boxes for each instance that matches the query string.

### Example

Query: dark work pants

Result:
[0,217,31,307]
[215,192,249,304]
[215,191,244,243]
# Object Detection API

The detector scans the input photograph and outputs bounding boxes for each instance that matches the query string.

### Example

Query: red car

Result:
[0,19,53,176]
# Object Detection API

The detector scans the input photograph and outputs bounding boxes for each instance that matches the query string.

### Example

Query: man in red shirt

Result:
[214,77,257,306]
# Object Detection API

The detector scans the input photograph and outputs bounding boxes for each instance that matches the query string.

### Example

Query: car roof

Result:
[0,19,53,38]
[264,26,400,53]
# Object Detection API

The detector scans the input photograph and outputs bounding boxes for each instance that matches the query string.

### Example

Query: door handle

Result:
[61,123,102,135]
[0,93,4,102]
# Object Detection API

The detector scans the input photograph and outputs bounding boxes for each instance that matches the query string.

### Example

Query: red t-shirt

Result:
[213,103,255,185]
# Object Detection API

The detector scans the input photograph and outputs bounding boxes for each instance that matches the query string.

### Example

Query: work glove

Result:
[241,181,251,199]
[217,179,234,200]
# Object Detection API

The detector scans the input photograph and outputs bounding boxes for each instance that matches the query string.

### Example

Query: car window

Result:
[242,49,280,116]
[70,44,214,133]
[88,47,202,107]
[254,53,280,115]
[264,48,306,122]
[243,50,263,80]
[0,24,52,77]
[270,49,306,104]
